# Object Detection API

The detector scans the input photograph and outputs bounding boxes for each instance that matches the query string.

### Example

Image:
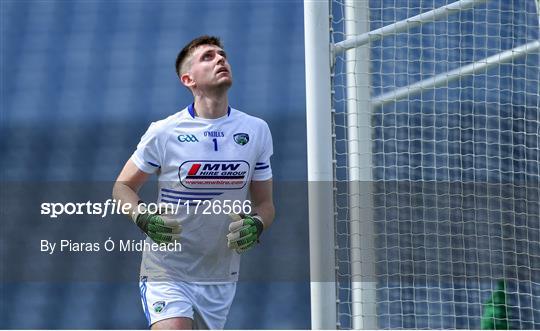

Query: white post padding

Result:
[304,0,337,329]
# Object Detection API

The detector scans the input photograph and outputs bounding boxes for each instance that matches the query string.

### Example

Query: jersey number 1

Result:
[212,138,218,151]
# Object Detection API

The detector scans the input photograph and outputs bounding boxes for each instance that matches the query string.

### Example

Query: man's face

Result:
[183,44,233,91]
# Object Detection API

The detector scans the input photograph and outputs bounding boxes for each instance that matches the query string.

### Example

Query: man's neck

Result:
[193,94,229,119]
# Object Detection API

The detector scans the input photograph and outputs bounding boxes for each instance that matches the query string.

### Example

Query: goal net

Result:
[329,0,540,329]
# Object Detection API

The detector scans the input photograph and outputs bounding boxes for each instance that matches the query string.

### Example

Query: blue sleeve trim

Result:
[255,165,270,170]
[147,161,160,168]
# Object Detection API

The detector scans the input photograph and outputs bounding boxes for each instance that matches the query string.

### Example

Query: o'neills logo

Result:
[179,160,249,189]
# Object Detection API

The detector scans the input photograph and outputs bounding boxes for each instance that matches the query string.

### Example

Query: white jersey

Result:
[131,104,273,282]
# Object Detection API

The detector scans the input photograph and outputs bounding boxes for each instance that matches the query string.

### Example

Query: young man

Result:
[112,35,274,329]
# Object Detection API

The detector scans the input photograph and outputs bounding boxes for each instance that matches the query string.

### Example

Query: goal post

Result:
[304,1,337,329]
[306,0,540,329]
[343,0,377,329]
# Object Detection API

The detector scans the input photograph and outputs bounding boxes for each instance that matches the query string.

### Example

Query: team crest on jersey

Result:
[153,301,166,313]
[233,133,249,145]
[179,160,249,190]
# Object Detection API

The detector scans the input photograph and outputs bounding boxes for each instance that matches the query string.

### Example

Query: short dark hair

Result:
[175,35,223,77]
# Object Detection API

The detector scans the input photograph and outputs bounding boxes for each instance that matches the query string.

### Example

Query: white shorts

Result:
[139,277,236,329]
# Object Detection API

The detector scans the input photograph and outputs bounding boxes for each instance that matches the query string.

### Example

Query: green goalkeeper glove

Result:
[131,205,181,244]
[227,214,264,253]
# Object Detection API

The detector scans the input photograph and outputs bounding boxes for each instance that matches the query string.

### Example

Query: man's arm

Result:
[249,179,275,230]
[112,159,150,217]
[112,159,181,244]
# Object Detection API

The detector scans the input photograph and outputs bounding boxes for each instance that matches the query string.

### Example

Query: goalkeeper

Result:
[112,35,274,329]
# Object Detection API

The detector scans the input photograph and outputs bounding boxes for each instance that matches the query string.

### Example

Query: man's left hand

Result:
[227,214,264,253]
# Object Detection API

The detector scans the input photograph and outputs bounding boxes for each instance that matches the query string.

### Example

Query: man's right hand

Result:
[131,206,182,244]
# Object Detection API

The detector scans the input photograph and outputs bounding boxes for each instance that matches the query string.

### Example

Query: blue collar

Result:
[188,103,231,118]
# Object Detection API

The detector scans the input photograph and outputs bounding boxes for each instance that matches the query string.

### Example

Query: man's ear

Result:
[180,72,195,88]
